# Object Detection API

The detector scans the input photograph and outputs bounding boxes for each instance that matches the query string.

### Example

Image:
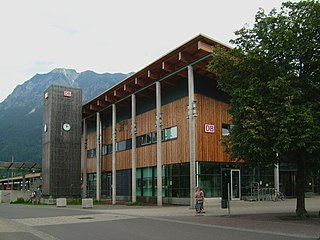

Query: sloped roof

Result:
[82,34,230,119]
[0,161,41,172]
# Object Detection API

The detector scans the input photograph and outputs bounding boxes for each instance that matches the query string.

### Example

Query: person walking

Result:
[198,188,205,214]
[195,187,200,214]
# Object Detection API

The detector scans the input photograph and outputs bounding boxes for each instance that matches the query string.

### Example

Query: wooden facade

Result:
[81,34,235,203]
[84,93,231,173]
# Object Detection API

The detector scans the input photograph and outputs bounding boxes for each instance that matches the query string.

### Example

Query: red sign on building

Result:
[204,124,215,134]
[63,90,72,97]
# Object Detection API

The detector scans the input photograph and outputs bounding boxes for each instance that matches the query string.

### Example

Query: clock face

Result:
[63,123,71,131]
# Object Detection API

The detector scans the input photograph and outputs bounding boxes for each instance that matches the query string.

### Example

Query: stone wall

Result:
[0,190,32,203]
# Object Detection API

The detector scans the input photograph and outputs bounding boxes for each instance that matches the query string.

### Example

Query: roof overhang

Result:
[0,161,41,172]
[82,34,230,120]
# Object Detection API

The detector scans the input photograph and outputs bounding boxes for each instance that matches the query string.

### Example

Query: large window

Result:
[138,126,178,145]
[87,173,96,197]
[102,144,112,155]
[87,149,96,158]
[222,124,233,136]
[198,162,221,198]
[164,163,190,198]
[140,133,152,146]
[116,139,132,152]
[116,170,132,196]
[136,168,142,197]
[163,126,177,140]
[136,167,165,197]
[88,126,178,156]
[142,167,154,197]
[151,132,158,143]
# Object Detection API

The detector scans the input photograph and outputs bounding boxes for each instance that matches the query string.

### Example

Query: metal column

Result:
[156,81,162,206]
[188,65,196,208]
[96,113,101,201]
[112,104,117,205]
[131,94,137,203]
[82,119,87,198]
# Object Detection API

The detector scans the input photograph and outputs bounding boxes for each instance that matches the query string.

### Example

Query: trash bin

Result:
[221,199,228,209]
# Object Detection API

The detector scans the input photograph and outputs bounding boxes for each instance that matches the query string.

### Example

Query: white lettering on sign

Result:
[64,90,72,97]
[204,124,215,133]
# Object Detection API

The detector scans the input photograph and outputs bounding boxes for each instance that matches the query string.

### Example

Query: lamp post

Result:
[11,155,14,190]
[32,169,35,191]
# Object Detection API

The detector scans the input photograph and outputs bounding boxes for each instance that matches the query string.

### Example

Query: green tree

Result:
[208,0,320,219]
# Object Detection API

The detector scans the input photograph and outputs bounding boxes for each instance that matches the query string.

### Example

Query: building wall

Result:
[196,94,231,162]
[84,93,231,173]
[42,85,82,197]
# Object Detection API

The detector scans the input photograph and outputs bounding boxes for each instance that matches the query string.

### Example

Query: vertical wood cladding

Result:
[84,94,231,173]
[42,85,82,197]
[195,95,231,162]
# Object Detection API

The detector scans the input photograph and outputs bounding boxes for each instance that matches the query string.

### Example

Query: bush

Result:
[11,197,26,204]
[127,202,145,206]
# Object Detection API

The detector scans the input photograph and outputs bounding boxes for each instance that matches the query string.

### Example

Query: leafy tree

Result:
[208,0,320,219]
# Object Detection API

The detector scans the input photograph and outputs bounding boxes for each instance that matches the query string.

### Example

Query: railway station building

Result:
[81,35,318,206]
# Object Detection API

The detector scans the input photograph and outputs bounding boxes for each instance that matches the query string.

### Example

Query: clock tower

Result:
[42,85,82,197]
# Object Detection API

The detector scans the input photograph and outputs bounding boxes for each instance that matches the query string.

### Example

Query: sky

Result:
[0,0,286,102]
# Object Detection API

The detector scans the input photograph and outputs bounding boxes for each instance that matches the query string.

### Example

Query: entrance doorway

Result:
[280,171,295,197]
[221,169,241,200]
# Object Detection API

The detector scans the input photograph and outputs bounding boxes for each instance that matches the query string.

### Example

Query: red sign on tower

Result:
[63,90,72,97]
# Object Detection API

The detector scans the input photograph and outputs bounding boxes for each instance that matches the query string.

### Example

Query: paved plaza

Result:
[0,197,319,240]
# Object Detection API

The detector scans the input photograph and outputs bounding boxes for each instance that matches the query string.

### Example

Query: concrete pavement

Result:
[0,196,319,239]
[80,197,320,238]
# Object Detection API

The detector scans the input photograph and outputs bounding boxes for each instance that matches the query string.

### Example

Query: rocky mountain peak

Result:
[0,69,130,163]
[50,68,79,82]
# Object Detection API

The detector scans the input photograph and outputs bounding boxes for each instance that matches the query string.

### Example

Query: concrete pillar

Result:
[131,94,137,203]
[188,65,196,208]
[22,174,26,191]
[274,162,280,192]
[82,119,87,198]
[196,162,199,187]
[112,104,117,205]
[156,81,162,206]
[96,112,101,201]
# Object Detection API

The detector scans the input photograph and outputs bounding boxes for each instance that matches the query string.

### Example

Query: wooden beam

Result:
[136,89,153,99]
[162,61,175,72]
[84,116,96,124]
[178,70,188,79]
[124,84,134,93]
[162,61,187,79]
[105,95,114,103]
[116,100,130,108]
[97,100,107,107]
[90,104,99,111]
[161,79,177,87]
[147,70,159,80]
[178,52,191,63]
[198,41,213,53]
[114,89,124,98]
[135,77,147,87]
[82,108,95,115]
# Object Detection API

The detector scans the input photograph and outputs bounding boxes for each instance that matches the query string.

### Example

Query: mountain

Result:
[0,68,131,164]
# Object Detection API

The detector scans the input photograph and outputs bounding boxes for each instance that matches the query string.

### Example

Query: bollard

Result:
[56,198,67,207]
[82,198,93,209]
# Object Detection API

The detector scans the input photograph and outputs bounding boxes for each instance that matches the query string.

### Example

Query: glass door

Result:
[231,169,241,200]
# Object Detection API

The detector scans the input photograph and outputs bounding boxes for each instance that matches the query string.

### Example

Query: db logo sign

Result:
[63,90,72,97]
[204,124,215,134]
